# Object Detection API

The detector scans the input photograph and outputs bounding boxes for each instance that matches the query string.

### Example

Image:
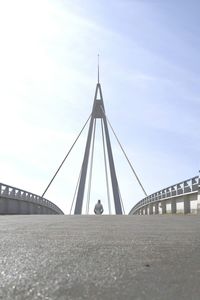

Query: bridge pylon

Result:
[74,67,122,215]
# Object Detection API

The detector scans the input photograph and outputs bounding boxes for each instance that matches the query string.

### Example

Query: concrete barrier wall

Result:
[0,183,64,215]
[129,175,200,216]
[0,197,57,215]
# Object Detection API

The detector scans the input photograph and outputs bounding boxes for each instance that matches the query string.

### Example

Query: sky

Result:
[0,0,199,214]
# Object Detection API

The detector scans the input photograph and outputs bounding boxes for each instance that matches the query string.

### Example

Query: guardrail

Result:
[129,176,200,215]
[0,183,64,215]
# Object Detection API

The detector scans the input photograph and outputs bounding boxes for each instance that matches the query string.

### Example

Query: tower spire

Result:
[98,54,100,83]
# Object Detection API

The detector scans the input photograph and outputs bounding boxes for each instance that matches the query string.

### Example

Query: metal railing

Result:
[0,183,64,215]
[129,176,200,215]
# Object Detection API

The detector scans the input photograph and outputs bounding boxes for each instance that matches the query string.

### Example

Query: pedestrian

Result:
[94,199,104,215]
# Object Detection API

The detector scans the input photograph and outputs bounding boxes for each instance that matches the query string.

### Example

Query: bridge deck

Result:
[0,215,200,299]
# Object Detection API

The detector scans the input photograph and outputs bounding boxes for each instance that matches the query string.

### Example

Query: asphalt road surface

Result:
[0,215,200,300]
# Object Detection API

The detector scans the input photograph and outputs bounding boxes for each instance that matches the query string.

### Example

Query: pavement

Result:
[0,215,200,300]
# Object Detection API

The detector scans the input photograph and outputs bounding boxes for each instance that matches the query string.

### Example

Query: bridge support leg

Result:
[154,203,159,214]
[184,196,190,214]
[144,206,148,215]
[197,188,200,214]
[171,200,176,214]
[161,201,166,214]
[149,204,153,215]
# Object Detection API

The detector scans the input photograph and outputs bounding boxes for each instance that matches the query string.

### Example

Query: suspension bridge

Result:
[1,62,199,216]
[1,65,200,299]
[1,60,149,216]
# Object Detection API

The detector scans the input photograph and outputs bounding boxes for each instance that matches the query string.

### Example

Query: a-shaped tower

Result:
[74,63,122,214]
